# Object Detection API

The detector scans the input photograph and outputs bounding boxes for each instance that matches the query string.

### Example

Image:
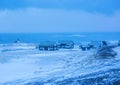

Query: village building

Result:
[38,41,59,51]
[58,40,74,49]
[79,41,109,51]
[89,41,102,48]
[79,44,91,51]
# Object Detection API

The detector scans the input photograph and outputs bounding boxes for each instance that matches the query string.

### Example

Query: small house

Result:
[58,40,74,49]
[90,41,110,49]
[38,41,59,51]
[79,43,91,51]
[90,41,102,48]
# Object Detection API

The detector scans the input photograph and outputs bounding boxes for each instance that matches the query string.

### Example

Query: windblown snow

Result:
[0,43,120,85]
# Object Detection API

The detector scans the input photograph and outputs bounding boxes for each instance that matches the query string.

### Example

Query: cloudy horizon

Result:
[0,0,120,33]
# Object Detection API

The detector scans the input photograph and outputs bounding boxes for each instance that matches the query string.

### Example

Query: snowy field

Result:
[0,43,120,85]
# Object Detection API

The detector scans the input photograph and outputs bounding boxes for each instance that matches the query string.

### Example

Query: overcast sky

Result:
[0,0,120,33]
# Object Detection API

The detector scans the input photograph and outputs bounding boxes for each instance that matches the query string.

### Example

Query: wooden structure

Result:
[79,41,109,51]
[58,40,74,49]
[38,41,59,51]
[79,44,91,51]
[89,41,108,49]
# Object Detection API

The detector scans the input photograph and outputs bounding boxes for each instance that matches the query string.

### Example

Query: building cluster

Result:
[37,40,74,51]
[37,40,120,51]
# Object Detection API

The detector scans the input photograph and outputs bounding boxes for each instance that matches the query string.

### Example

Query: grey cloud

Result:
[0,0,120,14]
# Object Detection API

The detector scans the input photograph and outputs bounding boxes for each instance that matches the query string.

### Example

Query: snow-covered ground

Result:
[0,43,120,85]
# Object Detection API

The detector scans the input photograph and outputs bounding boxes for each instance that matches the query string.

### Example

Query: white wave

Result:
[71,34,85,37]
[0,43,36,52]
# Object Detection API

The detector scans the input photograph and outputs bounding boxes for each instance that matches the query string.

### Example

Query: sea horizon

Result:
[0,32,120,44]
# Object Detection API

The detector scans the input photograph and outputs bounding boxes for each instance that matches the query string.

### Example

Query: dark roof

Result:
[58,40,74,44]
[39,41,58,46]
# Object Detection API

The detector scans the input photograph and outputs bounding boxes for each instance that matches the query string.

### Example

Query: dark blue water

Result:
[0,32,120,43]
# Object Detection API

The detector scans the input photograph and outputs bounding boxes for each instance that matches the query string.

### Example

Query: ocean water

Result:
[0,32,120,85]
[0,32,120,43]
